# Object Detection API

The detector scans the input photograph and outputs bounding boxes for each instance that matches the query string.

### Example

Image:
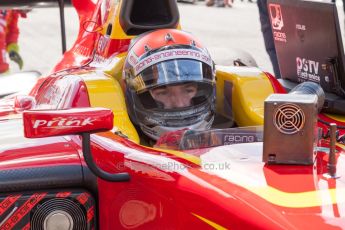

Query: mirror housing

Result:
[23,107,130,182]
[23,107,113,138]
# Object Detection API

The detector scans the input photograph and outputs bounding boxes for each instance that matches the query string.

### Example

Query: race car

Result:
[0,0,345,229]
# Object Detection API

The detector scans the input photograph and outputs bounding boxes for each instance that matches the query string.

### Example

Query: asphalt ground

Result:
[10,0,345,75]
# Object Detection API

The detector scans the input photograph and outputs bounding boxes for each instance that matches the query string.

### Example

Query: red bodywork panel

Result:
[90,133,345,229]
[2,116,345,228]
[264,71,287,93]
[0,118,82,171]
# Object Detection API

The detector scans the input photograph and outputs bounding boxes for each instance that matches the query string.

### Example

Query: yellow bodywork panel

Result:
[103,0,134,40]
[81,71,139,143]
[324,113,345,122]
[216,66,274,127]
[103,52,127,82]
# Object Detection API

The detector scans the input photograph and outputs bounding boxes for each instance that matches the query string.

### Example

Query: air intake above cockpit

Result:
[119,0,180,35]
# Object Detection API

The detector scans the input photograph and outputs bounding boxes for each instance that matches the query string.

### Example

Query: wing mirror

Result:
[23,107,113,138]
[23,107,130,182]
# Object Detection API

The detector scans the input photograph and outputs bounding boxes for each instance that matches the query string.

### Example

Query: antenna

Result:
[58,0,67,53]
[328,123,339,178]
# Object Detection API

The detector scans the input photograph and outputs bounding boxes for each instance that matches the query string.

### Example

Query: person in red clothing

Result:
[0,10,24,74]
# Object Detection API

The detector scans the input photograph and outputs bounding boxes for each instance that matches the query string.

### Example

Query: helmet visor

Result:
[129,59,214,93]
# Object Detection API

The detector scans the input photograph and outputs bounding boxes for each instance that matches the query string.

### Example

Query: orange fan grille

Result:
[274,103,305,134]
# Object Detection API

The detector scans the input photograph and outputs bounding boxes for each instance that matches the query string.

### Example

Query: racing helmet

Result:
[123,29,216,140]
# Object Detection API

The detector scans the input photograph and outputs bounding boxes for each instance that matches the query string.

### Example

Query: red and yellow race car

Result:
[0,0,345,229]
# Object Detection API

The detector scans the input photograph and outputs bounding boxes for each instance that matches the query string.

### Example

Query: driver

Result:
[123,29,216,144]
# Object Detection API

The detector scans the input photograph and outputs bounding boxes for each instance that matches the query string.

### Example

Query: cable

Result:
[318,117,345,129]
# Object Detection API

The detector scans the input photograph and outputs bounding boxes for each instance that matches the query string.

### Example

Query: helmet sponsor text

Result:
[134,49,213,75]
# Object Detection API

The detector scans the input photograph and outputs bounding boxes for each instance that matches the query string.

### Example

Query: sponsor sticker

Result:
[33,117,96,129]
[134,49,213,75]
[97,36,109,54]
[296,24,306,31]
[269,4,284,30]
[269,4,287,42]
[296,57,321,83]
[223,133,257,145]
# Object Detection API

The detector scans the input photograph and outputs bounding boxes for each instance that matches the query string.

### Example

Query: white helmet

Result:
[123,29,216,140]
